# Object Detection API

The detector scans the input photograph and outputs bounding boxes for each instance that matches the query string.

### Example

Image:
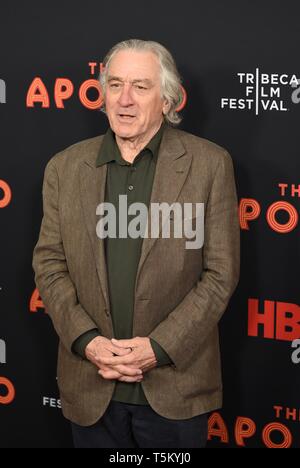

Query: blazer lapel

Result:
[135,126,192,287]
[80,152,110,309]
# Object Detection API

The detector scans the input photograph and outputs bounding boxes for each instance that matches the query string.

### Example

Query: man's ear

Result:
[163,99,170,115]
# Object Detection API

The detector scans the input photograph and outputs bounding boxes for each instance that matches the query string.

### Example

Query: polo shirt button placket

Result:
[128,164,136,192]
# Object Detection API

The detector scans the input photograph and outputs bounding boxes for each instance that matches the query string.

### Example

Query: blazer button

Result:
[105,308,110,317]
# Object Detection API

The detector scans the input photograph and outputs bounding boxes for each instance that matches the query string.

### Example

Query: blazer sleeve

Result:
[32,160,99,353]
[149,150,240,371]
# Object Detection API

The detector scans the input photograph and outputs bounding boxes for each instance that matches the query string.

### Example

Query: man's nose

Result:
[118,84,134,106]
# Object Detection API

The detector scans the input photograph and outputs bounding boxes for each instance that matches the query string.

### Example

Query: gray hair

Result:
[99,39,183,125]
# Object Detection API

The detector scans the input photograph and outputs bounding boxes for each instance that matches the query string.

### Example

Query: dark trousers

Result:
[71,400,208,448]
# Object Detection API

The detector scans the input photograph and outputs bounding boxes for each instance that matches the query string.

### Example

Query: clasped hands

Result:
[85,336,157,382]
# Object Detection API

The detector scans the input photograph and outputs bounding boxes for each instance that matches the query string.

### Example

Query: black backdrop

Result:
[1,1,300,448]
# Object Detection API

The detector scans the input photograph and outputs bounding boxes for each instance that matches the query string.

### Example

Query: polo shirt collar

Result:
[96,121,166,167]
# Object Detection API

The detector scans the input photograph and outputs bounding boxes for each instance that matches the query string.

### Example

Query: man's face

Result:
[104,50,168,140]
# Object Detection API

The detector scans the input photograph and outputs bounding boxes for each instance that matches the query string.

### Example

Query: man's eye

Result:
[135,85,147,90]
[110,83,120,88]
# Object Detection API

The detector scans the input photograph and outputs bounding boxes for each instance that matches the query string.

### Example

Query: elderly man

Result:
[33,39,240,448]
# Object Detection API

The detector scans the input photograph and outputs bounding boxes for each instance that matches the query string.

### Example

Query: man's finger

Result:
[112,364,142,377]
[98,368,121,379]
[101,354,135,366]
[111,338,136,348]
[98,368,143,382]
[118,375,144,383]
[110,345,132,356]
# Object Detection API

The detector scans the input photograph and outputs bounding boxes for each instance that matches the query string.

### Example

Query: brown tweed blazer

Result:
[32,125,240,426]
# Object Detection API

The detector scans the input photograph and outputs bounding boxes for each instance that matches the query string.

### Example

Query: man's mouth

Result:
[118,114,136,119]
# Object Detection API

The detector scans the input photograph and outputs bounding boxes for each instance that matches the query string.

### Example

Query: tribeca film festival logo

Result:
[221,69,299,114]
[96,197,204,249]
[0,339,16,405]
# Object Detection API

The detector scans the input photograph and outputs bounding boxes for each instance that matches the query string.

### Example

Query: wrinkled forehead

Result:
[108,50,161,83]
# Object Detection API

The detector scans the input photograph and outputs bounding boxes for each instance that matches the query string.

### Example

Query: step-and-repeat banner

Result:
[1,1,299,448]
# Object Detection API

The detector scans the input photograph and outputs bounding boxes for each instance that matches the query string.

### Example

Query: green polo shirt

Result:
[72,122,172,405]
